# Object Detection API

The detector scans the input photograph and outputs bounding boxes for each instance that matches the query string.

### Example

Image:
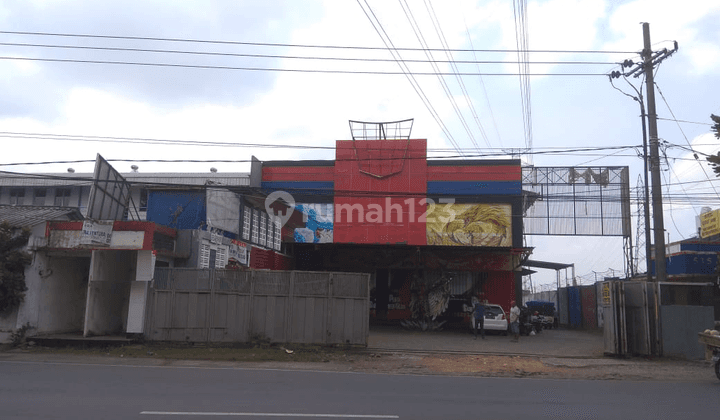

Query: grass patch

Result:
[24,341,364,364]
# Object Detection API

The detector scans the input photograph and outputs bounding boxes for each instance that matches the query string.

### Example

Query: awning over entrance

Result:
[523,259,574,270]
[294,243,533,272]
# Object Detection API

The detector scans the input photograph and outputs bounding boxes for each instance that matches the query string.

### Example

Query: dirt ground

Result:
[5,341,717,382]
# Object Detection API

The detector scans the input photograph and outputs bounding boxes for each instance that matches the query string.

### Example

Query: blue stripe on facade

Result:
[427,181,521,195]
[261,181,334,194]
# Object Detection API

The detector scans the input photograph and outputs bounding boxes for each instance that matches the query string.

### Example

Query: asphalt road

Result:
[1,360,719,419]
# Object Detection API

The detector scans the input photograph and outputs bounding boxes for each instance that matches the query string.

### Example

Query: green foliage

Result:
[705,114,720,176]
[0,221,31,314]
[10,322,33,347]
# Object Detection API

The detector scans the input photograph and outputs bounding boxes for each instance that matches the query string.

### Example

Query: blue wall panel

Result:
[568,286,582,328]
[147,191,206,230]
[261,181,334,196]
[427,181,521,195]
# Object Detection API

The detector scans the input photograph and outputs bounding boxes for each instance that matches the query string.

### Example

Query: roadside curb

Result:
[363,347,605,360]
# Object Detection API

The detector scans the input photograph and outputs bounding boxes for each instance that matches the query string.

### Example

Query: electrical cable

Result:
[657,117,712,126]
[424,0,492,148]
[513,0,533,163]
[0,41,620,65]
[0,55,610,75]
[356,0,466,157]
[464,18,503,148]
[397,0,479,152]
[0,30,639,54]
[654,81,720,201]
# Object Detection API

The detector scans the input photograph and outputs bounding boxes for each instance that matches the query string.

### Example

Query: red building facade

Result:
[260,138,527,324]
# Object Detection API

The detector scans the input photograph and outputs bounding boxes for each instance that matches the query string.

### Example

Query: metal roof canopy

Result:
[524,259,574,270]
[0,205,83,228]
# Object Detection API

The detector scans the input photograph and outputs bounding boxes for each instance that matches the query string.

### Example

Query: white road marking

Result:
[140,412,399,418]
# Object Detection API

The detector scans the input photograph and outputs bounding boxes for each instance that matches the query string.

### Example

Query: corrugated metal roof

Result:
[0,205,83,228]
[0,172,250,187]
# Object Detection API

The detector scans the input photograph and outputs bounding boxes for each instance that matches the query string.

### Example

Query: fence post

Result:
[366,273,371,342]
[326,272,333,345]
[206,269,215,342]
[168,270,176,341]
[247,270,255,339]
[286,270,295,343]
[144,278,155,341]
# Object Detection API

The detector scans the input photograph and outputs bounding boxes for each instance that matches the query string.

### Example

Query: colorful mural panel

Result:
[293,203,334,243]
[426,203,512,247]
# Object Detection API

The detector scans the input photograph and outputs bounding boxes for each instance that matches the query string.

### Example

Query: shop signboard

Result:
[700,208,720,238]
[80,219,113,246]
[229,239,249,266]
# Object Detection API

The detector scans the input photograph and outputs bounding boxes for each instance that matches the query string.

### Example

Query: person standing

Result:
[472,297,485,340]
[509,300,520,342]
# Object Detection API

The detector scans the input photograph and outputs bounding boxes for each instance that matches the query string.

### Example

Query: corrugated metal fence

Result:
[144,268,371,345]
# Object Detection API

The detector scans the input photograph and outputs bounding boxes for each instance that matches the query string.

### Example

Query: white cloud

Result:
[606,0,720,74]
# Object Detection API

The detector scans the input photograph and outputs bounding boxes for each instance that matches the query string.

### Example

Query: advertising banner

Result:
[700,208,720,238]
[229,239,249,266]
[426,203,512,247]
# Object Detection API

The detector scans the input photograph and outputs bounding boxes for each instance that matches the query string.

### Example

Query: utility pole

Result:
[643,23,667,283]
[638,97,652,278]
[611,23,677,282]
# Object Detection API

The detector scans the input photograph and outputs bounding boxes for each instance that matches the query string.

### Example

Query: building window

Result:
[259,213,267,247]
[242,206,251,241]
[266,218,274,250]
[200,243,210,268]
[274,217,282,251]
[33,189,47,206]
[251,209,259,244]
[215,246,228,268]
[9,188,24,205]
[139,188,148,211]
[54,188,72,206]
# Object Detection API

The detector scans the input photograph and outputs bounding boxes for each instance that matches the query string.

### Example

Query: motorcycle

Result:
[698,330,720,381]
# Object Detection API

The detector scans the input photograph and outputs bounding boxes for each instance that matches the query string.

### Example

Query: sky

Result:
[1,0,720,290]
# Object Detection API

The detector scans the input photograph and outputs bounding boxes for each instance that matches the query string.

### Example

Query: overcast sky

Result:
[1,0,720,289]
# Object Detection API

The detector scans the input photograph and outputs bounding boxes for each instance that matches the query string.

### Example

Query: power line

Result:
[513,0,533,163]
[0,55,609,75]
[424,0,492,149]
[655,81,720,201]
[397,0,479,153]
[0,30,638,54]
[4,168,720,209]
[356,0,465,158]
[464,18,503,148]
[0,129,641,155]
[0,41,620,65]
[657,117,713,126]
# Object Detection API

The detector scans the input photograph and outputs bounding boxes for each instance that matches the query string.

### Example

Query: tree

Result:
[705,114,720,176]
[0,221,31,314]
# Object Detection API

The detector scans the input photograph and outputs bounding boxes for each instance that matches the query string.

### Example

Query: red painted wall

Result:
[334,139,427,245]
[273,252,293,270]
[249,247,274,269]
[580,286,597,329]
[483,271,516,315]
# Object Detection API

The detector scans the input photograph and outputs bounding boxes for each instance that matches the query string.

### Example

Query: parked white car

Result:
[469,303,509,334]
